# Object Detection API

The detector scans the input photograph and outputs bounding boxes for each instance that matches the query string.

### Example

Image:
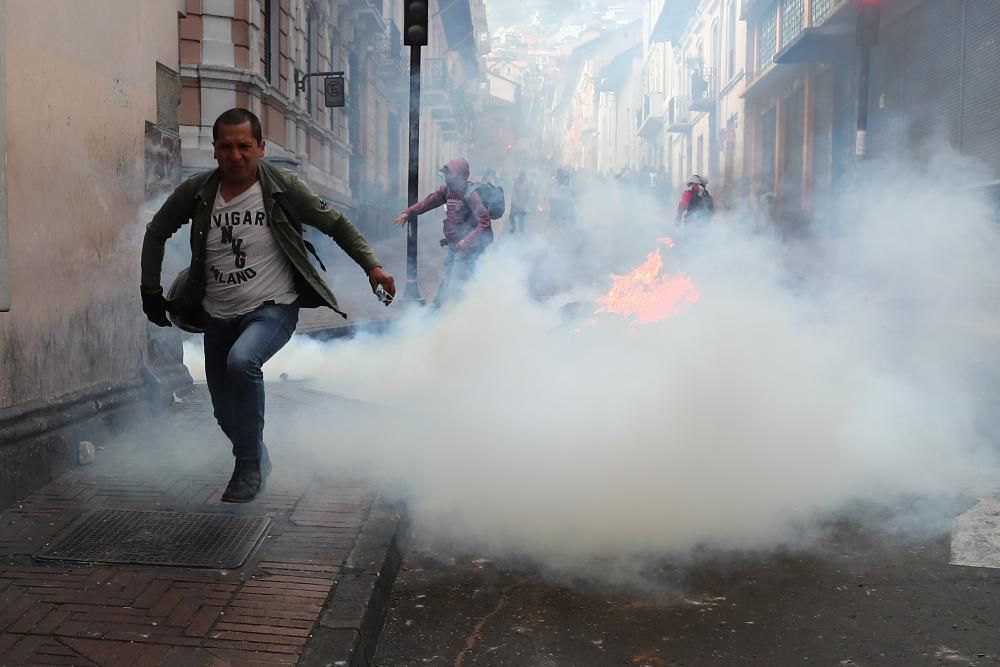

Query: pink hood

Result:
[441,157,471,180]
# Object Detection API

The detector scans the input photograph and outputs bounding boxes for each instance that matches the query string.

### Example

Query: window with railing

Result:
[667,96,691,125]
[691,67,715,101]
[758,3,778,72]
[388,21,402,60]
[427,58,448,89]
[781,0,804,48]
[812,0,833,25]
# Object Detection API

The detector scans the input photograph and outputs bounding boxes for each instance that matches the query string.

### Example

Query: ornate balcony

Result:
[638,93,664,139]
[666,96,692,133]
[689,68,717,113]
[423,58,452,109]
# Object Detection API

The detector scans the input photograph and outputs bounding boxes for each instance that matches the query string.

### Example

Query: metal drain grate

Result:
[36,509,270,569]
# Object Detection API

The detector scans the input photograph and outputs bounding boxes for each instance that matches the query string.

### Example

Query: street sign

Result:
[324,75,345,108]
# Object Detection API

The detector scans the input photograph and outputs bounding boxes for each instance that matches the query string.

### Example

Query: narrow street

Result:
[379,502,1000,666]
[4,1,1000,666]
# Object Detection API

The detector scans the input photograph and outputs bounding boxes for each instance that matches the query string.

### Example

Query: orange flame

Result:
[595,237,699,325]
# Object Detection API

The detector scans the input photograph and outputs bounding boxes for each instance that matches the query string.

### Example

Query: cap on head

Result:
[687,174,704,186]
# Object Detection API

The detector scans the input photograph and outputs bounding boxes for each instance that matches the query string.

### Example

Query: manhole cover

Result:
[36,509,270,569]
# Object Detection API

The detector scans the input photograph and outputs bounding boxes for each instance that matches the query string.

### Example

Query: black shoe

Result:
[221,459,262,503]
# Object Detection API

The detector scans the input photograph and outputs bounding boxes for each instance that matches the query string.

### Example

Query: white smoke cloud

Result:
[185,147,1000,583]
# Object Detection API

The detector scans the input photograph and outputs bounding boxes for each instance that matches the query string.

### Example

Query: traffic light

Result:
[857,0,880,47]
[404,1,429,46]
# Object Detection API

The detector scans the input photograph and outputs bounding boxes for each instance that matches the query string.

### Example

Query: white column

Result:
[202,0,236,67]
[249,0,262,79]
[201,84,238,143]
[285,117,297,152]
[296,122,308,161]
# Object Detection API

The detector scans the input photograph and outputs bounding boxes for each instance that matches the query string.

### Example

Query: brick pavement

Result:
[0,383,386,666]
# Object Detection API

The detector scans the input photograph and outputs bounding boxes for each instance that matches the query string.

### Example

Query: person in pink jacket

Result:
[395,158,493,306]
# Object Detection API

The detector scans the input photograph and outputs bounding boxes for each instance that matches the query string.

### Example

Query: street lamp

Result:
[402,0,430,303]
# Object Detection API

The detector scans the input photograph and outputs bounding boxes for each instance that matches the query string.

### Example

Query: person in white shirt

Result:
[141,109,395,503]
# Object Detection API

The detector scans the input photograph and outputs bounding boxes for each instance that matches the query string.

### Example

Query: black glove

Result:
[141,288,172,327]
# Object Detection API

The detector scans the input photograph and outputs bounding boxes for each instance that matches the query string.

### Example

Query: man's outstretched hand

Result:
[368,267,396,306]
[393,211,410,227]
[140,287,172,327]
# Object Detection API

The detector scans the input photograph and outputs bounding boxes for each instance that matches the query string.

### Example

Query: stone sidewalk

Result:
[0,383,401,666]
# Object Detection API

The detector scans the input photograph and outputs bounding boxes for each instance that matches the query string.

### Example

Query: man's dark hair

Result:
[212,108,263,144]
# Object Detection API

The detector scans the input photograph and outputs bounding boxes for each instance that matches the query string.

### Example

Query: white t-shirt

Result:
[202,182,298,318]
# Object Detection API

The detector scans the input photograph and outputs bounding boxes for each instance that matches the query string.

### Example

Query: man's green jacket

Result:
[141,161,381,319]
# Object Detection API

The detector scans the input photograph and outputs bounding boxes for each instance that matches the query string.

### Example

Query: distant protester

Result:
[395,158,495,306]
[676,173,715,225]
[548,167,576,227]
[509,171,532,234]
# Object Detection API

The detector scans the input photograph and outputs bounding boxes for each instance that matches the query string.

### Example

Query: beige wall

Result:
[652,0,749,197]
[716,0,747,201]
[418,0,469,191]
[0,0,184,407]
[181,0,413,231]
[0,0,8,311]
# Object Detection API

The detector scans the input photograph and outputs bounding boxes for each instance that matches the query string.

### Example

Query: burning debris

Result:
[595,238,700,325]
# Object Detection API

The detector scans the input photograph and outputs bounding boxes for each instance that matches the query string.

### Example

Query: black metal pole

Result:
[402,43,424,303]
[855,44,871,163]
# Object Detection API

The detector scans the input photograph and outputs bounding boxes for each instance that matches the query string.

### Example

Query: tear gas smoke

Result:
[185,148,1000,584]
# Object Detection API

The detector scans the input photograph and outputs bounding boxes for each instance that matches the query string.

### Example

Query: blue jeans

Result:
[202,303,299,461]
[433,246,483,307]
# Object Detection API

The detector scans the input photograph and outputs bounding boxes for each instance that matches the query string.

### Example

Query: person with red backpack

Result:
[394,158,504,306]
[676,174,715,225]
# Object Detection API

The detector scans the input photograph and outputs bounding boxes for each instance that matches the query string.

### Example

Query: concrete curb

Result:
[299,497,405,667]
